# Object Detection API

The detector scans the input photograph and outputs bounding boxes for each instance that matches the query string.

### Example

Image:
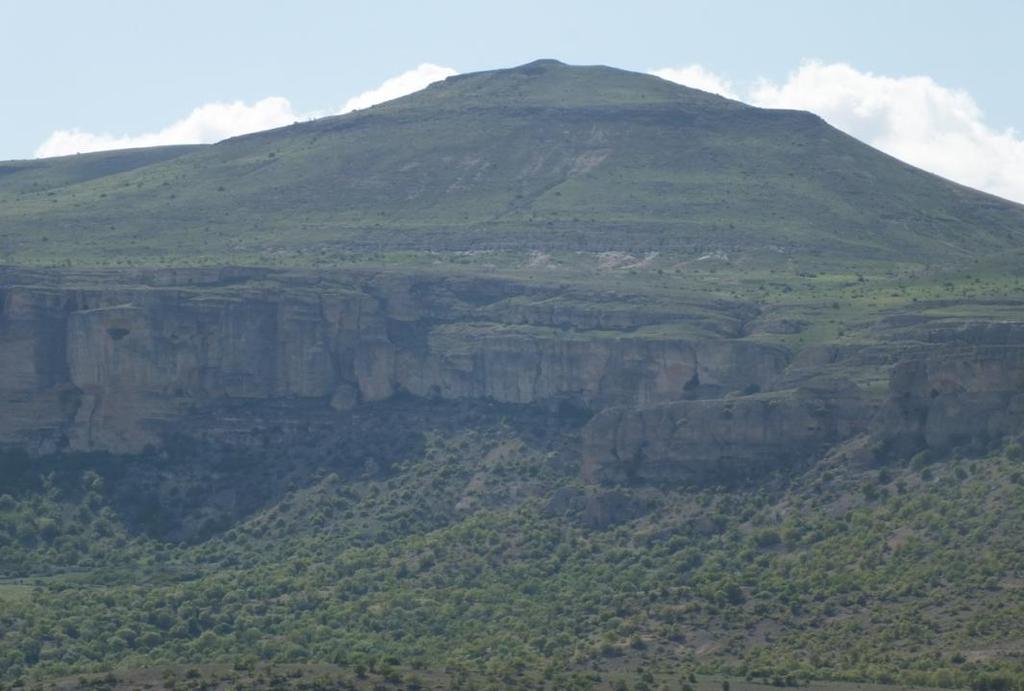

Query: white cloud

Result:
[654,61,1024,204]
[649,65,737,99]
[34,63,457,158]
[338,63,457,113]
[34,97,301,158]
[749,62,1024,203]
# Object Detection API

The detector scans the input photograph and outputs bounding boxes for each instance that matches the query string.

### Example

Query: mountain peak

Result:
[2,59,1023,266]
[374,58,746,114]
[513,58,568,71]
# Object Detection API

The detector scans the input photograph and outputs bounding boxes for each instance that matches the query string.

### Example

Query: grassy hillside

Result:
[1,399,1023,688]
[3,59,1024,691]
[1,60,1022,268]
[0,145,200,194]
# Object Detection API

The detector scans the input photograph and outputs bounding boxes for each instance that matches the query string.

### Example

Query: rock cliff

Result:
[2,268,1022,485]
[878,339,1024,457]
[582,383,873,485]
[0,268,786,455]
[580,316,1024,485]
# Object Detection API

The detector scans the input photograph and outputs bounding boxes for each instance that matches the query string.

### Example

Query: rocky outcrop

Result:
[0,287,79,449]
[582,383,872,485]
[0,268,787,454]
[578,318,1024,486]
[3,268,1022,487]
[878,343,1024,457]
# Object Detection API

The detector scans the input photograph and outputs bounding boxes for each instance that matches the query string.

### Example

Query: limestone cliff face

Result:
[3,269,1022,485]
[0,287,78,447]
[579,318,1024,485]
[0,269,787,454]
[879,342,1024,456]
[582,385,872,485]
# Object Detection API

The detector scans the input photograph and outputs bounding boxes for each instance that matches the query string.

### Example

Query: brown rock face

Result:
[579,318,1024,485]
[879,343,1024,456]
[2,268,1021,486]
[582,386,872,485]
[0,268,786,454]
[0,287,78,450]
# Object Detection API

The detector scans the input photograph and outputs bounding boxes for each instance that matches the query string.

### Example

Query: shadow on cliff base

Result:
[0,396,583,544]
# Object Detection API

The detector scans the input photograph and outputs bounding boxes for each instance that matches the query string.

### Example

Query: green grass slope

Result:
[3,59,1024,691]
[0,60,1022,267]
[2,402,1023,689]
[0,145,201,194]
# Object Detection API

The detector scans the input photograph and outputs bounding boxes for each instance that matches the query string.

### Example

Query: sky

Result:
[3,0,1023,202]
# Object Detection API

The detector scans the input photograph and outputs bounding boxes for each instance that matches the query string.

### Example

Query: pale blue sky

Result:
[3,0,1023,200]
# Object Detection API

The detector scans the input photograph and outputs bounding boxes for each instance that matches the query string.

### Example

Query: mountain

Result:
[1,59,1023,266]
[1,61,1024,690]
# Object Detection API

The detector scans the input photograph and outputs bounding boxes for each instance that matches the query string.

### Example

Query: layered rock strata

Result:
[2,268,1021,485]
